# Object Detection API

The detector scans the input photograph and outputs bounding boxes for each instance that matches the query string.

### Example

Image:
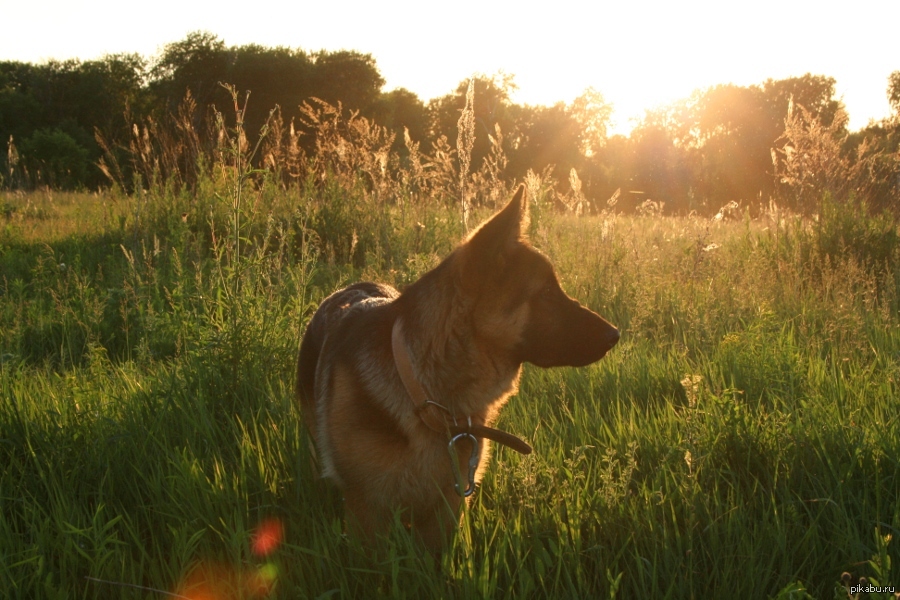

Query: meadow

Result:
[1,104,899,599]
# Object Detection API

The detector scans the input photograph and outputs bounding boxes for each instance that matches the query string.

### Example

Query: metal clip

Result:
[448,432,480,497]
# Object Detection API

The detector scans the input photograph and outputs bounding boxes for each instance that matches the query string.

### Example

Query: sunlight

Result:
[2,0,897,133]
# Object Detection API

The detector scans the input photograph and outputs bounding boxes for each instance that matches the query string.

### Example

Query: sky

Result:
[2,0,897,135]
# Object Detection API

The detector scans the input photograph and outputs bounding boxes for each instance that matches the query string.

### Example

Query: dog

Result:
[295,184,619,553]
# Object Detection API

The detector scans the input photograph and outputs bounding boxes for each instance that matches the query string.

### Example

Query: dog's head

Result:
[458,185,619,368]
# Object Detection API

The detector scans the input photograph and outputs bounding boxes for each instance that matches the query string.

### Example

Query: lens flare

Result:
[174,518,283,599]
[175,561,279,600]
[251,518,284,556]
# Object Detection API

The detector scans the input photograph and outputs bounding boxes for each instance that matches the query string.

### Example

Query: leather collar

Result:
[391,318,533,455]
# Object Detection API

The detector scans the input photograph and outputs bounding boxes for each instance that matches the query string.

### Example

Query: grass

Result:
[2,184,898,599]
[1,100,899,598]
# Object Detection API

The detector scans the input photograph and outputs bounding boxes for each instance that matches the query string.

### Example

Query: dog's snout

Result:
[607,327,620,348]
[587,319,619,362]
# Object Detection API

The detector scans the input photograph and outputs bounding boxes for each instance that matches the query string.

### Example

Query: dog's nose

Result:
[607,327,620,347]
[596,318,619,349]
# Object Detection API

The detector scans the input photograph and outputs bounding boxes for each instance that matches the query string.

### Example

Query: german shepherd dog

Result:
[296,185,619,553]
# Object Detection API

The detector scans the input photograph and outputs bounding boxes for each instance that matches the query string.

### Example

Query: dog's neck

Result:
[395,264,526,417]
[398,279,521,414]
[391,318,532,455]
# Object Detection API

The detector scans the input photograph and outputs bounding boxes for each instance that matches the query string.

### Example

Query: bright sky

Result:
[2,0,897,135]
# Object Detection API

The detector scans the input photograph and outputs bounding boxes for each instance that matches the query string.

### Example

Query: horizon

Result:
[2,0,897,136]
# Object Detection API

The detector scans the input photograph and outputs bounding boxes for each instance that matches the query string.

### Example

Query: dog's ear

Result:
[458,185,529,287]
[465,184,529,251]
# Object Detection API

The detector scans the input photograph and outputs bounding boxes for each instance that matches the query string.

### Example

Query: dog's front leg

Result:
[342,486,392,551]
[411,491,463,556]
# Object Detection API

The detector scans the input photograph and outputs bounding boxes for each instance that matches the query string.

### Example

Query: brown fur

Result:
[296,185,619,552]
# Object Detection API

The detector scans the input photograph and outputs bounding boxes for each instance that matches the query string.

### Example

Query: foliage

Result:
[888,70,900,116]
[147,33,387,159]
[149,31,231,111]
[623,75,850,214]
[1,85,900,598]
[17,128,91,189]
[775,101,900,215]
[813,194,899,276]
[1,35,898,217]
[0,54,145,188]
[428,74,519,183]
[366,88,430,159]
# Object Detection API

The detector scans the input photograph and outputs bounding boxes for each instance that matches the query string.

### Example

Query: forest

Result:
[2,31,899,215]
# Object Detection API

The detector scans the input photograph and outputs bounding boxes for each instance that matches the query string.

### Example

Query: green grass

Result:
[1,184,898,599]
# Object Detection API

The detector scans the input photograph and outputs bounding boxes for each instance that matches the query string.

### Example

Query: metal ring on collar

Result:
[448,432,479,497]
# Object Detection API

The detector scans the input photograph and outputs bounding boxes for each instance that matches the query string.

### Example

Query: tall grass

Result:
[1,93,899,599]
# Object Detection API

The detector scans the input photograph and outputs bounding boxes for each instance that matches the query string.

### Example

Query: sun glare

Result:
[3,0,897,134]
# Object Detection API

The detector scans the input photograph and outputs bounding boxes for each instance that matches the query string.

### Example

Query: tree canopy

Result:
[1,32,896,214]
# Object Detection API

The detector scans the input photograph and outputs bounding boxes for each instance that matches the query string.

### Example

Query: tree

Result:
[149,35,387,142]
[692,84,771,204]
[0,55,146,188]
[508,102,581,184]
[311,50,385,113]
[367,87,429,158]
[889,70,900,117]
[428,74,519,174]
[569,87,613,158]
[150,31,229,113]
[0,62,43,142]
[627,120,695,212]
[761,74,841,127]
[226,44,313,139]
[20,128,90,189]
[839,73,900,212]
[623,75,844,213]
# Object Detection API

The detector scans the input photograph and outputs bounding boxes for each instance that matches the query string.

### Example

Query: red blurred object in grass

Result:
[252,518,283,557]
[175,561,276,599]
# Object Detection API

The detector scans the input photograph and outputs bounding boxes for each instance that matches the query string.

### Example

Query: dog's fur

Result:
[296,185,619,552]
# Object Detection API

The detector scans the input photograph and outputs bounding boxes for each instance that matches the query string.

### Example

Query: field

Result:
[1,170,899,599]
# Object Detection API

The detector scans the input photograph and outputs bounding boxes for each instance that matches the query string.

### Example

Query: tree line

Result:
[2,31,898,214]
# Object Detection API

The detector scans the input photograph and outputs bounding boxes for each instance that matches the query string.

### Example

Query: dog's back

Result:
[295,282,399,437]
